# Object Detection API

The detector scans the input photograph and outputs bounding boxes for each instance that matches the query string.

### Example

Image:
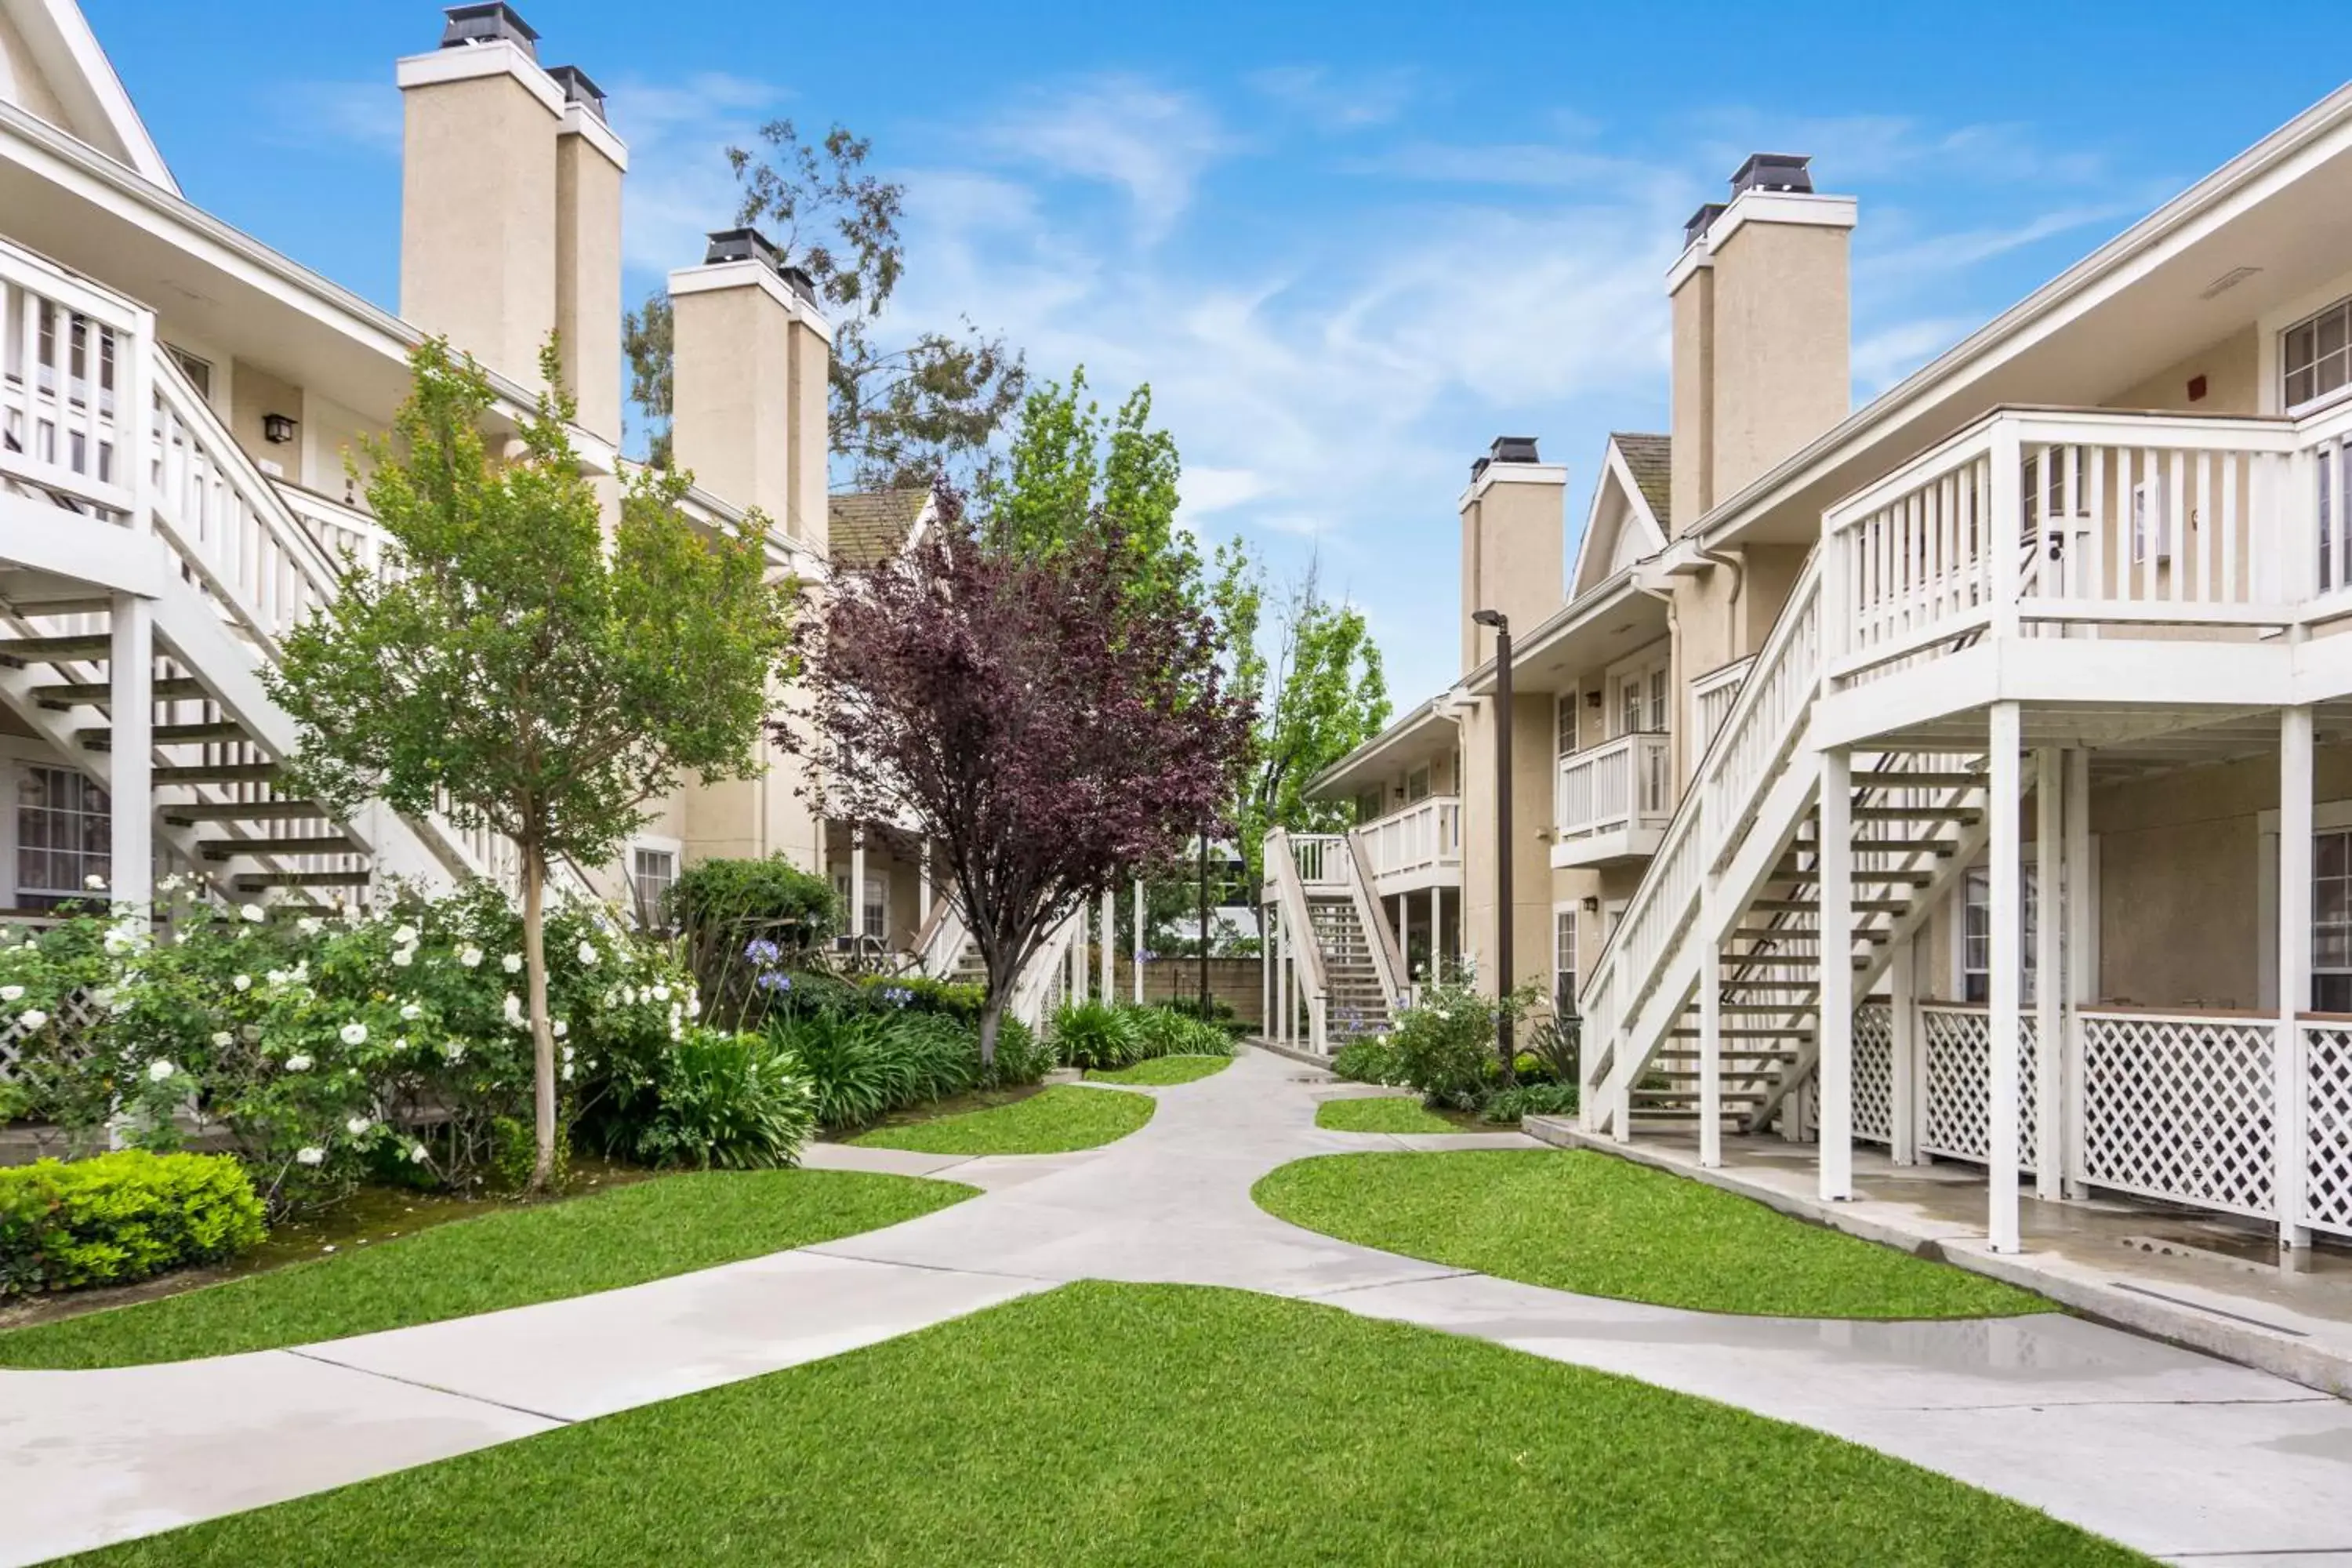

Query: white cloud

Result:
[1247,66,1419,132]
[607,72,787,280]
[1851,315,1980,394]
[985,75,1232,245]
[270,81,402,155]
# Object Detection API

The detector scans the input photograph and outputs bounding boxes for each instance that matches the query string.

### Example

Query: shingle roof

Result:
[827,489,930,568]
[1611,432,1672,532]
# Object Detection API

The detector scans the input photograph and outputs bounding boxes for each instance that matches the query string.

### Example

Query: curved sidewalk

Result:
[6,1047,2352,1566]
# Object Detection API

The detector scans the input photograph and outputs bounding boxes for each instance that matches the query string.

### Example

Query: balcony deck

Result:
[1552,731,1671,868]
[1353,795,1460,897]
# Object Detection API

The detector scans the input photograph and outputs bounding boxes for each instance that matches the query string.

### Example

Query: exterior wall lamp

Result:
[263,413,297,445]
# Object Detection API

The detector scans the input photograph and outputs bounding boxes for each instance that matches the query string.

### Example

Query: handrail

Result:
[1010,906,1081,1029]
[1264,828,1332,1048]
[1344,829,1410,1009]
[914,893,971,981]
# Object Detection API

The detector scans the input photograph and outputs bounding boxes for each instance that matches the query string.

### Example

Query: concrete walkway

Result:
[8,1049,2352,1566]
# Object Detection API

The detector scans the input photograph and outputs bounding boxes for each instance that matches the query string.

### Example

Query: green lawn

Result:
[0,1168,971,1370]
[1090,1054,1232,1086]
[1254,1149,2048,1319]
[1316,1094,1460,1134]
[848,1084,1152,1155]
[65,1282,2140,1567]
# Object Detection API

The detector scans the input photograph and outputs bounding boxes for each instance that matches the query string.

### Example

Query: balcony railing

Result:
[1819,405,2352,691]
[1555,731,1672,846]
[1353,795,1460,892]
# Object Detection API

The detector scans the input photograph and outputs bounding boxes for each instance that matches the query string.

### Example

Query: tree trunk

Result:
[522,840,557,1192]
[977,990,1004,1069]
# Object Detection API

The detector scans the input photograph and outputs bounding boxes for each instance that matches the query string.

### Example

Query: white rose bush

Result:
[0,879,767,1218]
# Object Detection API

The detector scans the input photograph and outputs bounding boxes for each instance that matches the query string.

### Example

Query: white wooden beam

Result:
[1698,887,1722,1170]
[2063,746,2093,1200]
[2279,705,2315,1255]
[1890,933,1919,1166]
[1988,701,2024,1254]
[1817,746,1853,1200]
[107,593,151,911]
[2034,747,2063,1199]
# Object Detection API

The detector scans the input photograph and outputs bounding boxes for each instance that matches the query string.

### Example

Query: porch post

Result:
[2034,748,2063,1200]
[1432,884,1445,982]
[1889,933,1919,1166]
[2279,705,2316,1255]
[917,839,932,934]
[2063,747,2093,1200]
[1698,888,1723,1170]
[1100,887,1116,1003]
[1817,746,1854,1200]
[849,828,867,951]
[1987,701,2024,1254]
[1134,880,1145,1006]
[108,593,153,913]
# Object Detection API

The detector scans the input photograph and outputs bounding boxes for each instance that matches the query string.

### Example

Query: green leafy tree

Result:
[623,119,1024,486]
[1232,564,1391,875]
[269,339,797,1189]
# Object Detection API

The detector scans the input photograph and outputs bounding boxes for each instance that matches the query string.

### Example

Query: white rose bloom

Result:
[211,1031,234,1047]
[296,1146,324,1167]
[562,1044,576,1063]
[651,984,671,1003]
[0,985,21,1002]
[459,946,484,968]
[297,917,322,935]
[147,1059,176,1083]
[234,974,252,992]
[83,873,105,891]
[575,941,599,967]
[503,953,523,974]
[561,1062,575,1082]
[400,1003,423,1022]
[392,926,418,947]
[345,1116,371,1136]
[339,1022,368,1047]
[284,1054,313,1072]
[552,1018,568,1039]
[19,1009,47,1029]
[620,985,637,1006]
[441,1040,466,1063]
[391,948,414,967]
[408,1142,430,1164]
[240,903,266,924]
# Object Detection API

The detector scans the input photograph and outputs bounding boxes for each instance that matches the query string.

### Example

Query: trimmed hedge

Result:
[1,1150,266,1295]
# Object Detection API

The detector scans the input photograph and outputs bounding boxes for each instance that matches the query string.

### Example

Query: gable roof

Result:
[1613,431,1671,533]
[0,0,173,192]
[827,489,931,568]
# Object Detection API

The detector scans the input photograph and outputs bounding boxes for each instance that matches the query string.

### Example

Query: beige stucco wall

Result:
[1669,262,1714,532]
[2106,325,2260,417]
[401,69,559,393]
[1458,691,1557,996]
[0,7,67,126]
[228,360,303,481]
[789,319,829,552]
[672,280,797,523]
[1709,217,1849,503]
[1458,471,1565,673]
[555,127,625,441]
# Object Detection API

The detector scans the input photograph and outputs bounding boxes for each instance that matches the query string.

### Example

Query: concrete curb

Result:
[1519,1115,2352,1401]
[1250,1037,1336,1072]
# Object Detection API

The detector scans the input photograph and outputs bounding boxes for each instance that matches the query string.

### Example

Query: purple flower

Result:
[754,971,793,993]
[744,938,782,965]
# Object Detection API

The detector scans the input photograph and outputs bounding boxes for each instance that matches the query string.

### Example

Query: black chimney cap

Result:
[1730,152,1813,195]
[1683,201,1725,249]
[778,264,822,308]
[1489,436,1541,465]
[441,2,539,56]
[1469,456,1491,483]
[704,227,786,273]
[546,64,605,121]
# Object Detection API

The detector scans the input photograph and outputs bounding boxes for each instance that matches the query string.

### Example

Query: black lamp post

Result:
[1198,828,1212,1019]
[1472,608,1515,1087]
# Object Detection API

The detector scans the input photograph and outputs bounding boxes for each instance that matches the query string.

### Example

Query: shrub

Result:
[631,1029,817,1170]
[1387,983,1499,1110]
[857,974,984,1022]
[669,856,839,1024]
[1330,1036,1406,1087]
[1524,1012,1582,1088]
[1481,1082,1581,1124]
[985,1015,1054,1087]
[766,1008,983,1130]
[1127,1006,1234,1061]
[1,1150,265,1295]
[1051,1000,1142,1072]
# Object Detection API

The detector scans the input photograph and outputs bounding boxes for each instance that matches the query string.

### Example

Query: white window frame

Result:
[1555,688,1578,758]
[1955,862,2040,1007]
[629,837,681,928]
[2282,293,2352,416]
[1602,642,1670,740]
[2259,797,2352,1010]
[1552,902,1577,1013]
[15,762,111,908]
[834,869,890,942]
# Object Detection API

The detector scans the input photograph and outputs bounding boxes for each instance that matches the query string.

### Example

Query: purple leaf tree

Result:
[776,492,1253,1063]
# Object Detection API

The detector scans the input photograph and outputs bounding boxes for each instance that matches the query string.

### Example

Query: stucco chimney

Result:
[397,3,562,393]
[669,228,833,550]
[548,64,626,441]
[1680,154,1855,511]
[1457,436,1566,674]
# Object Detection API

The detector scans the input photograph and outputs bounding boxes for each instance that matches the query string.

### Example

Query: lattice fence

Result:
[2304,1025,2352,1236]
[1919,1005,2037,1172]
[1853,1003,1894,1144]
[0,986,102,1087]
[2078,1011,2274,1219]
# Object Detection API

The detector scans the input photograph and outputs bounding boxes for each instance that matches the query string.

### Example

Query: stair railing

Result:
[1343,829,1410,1014]
[913,893,971,981]
[1010,905,1082,1029]
[1264,828,1332,1051]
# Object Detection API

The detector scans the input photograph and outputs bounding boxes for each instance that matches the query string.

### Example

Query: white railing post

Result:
[2280,703,2316,1255]
[2034,746,2063,1199]
[2063,746,2092,1199]
[1134,879,1145,1007]
[108,593,154,913]
[1818,745,1854,1201]
[1987,699,2024,1254]
[1890,933,1920,1166]
[1989,419,2024,641]
[1697,885,1722,1169]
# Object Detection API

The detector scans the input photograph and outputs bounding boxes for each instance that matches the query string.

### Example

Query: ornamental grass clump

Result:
[1050,1000,1142,1073]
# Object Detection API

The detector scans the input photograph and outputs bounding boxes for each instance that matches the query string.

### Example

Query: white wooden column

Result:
[1100,887,1115,1001]
[2279,705,2316,1254]
[2034,748,2063,1200]
[108,593,153,912]
[1134,880,1146,1005]
[917,840,932,934]
[1071,902,1087,1004]
[1817,746,1854,1200]
[2062,746,2093,1200]
[1987,701,2024,1254]
[848,829,867,951]
[1432,884,1445,983]
[1890,934,1920,1166]
[1698,890,1723,1169]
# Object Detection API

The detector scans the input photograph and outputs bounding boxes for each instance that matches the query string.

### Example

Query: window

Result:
[630,846,677,927]
[1553,909,1577,1013]
[2316,830,2352,1011]
[1961,865,2040,1006]
[2285,296,2352,411]
[1648,668,1668,734]
[17,767,109,909]
[1405,764,1432,804]
[1555,691,1578,757]
[165,345,212,399]
[1354,789,1384,826]
[833,873,888,942]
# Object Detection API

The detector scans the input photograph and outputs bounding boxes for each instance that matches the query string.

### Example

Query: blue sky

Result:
[84,0,2352,702]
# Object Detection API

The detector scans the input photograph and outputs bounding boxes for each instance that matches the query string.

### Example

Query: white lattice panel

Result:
[1853,1003,1893,1144]
[0,985,100,1086]
[2304,1026,2352,1236]
[2079,1013,2274,1219]
[1920,1005,2037,1173]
